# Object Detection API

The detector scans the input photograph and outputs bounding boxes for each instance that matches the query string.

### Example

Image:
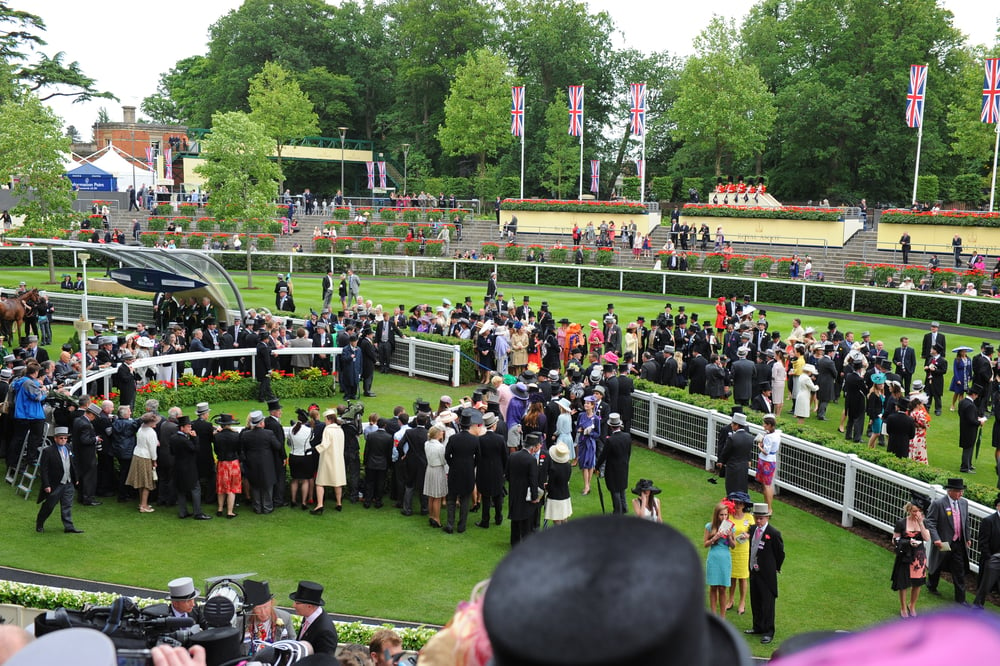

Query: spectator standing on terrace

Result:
[952,234,963,267]
[900,231,912,264]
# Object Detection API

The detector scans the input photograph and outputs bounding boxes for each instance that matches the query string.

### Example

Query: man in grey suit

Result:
[925,477,972,604]
[731,347,756,406]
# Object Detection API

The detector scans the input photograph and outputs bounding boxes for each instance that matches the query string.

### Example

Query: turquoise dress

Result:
[705,524,733,586]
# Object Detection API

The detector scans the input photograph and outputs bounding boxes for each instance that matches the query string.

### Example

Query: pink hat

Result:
[589,319,599,328]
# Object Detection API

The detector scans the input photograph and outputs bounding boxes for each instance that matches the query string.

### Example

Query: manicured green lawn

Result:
[3,266,999,658]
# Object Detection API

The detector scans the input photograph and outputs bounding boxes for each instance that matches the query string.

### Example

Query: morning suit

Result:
[444,430,479,532]
[596,429,632,514]
[973,509,1000,607]
[506,447,539,546]
[748,521,785,638]
[921,331,946,360]
[688,354,708,395]
[476,430,509,527]
[298,609,339,655]
[925,492,971,603]
[363,428,393,507]
[719,427,754,495]
[843,371,868,442]
[957,396,980,471]
[35,442,79,531]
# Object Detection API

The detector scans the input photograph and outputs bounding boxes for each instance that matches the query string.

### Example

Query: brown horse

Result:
[0,288,38,341]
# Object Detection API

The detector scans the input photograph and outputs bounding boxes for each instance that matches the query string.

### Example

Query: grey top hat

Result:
[732,412,747,426]
[607,412,623,428]
[483,412,499,428]
[196,402,211,415]
[168,576,197,600]
[249,410,265,425]
[53,426,70,437]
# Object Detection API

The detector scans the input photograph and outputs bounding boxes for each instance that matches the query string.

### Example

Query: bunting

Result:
[366,161,375,189]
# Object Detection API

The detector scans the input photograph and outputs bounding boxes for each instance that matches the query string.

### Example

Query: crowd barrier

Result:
[630,390,990,574]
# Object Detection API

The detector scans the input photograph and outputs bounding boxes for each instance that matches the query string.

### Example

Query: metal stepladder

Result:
[7,425,52,499]
[3,429,30,486]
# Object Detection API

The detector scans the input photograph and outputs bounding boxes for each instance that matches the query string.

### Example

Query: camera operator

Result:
[10,360,48,465]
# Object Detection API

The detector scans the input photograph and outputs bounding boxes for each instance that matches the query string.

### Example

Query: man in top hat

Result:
[731,347,756,407]
[595,413,632,515]
[921,322,946,361]
[926,478,972,603]
[375,310,404,375]
[958,384,987,473]
[507,431,542,546]
[338,333,362,400]
[243,580,293,648]
[115,350,138,411]
[476,411,508,529]
[745,503,784,644]
[171,416,212,520]
[35,426,82,533]
[142,577,205,627]
[718,412,754,496]
[264,399,288,507]
[191,402,216,506]
[443,409,482,533]
[290,581,338,655]
[72,402,103,506]
[972,343,995,412]
[752,381,774,414]
[603,315,622,356]
[814,343,837,420]
[923,343,947,416]
[240,411,282,514]
[973,493,1000,608]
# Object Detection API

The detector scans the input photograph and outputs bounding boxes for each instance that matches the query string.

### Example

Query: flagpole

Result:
[520,131,525,200]
[640,132,647,204]
[990,123,999,212]
[911,123,923,206]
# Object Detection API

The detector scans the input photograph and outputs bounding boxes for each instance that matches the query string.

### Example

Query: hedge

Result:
[681,204,842,222]
[880,209,1000,226]
[501,198,647,214]
[538,266,578,287]
[632,378,999,506]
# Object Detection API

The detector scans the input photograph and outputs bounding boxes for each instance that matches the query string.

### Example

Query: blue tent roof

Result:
[66,162,113,176]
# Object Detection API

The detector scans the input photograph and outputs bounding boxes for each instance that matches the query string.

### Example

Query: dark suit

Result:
[35,443,79,531]
[688,355,708,395]
[506,448,539,546]
[444,430,479,532]
[892,345,917,393]
[298,609,339,655]
[170,430,202,517]
[240,426,281,513]
[973,510,1000,607]
[359,337,377,395]
[921,331,946,360]
[957,396,981,471]
[843,371,868,442]
[375,318,402,373]
[751,393,774,414]
[596,429,632,514]
[884,411,915,458]
[705,363,729,399]
[748,521,785,638]
[71,414,99,504]
[719,427,753,495]
[926,493,971,602]
[731,359,755,405]
[363,428,393,507]
[476,430,508,527]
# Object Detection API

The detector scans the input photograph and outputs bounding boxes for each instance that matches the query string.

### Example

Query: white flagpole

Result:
[520,129,525,200]
[990,123,999,212]
[640,132,647,204]
[911,123,923,206]
[579,86,585,200]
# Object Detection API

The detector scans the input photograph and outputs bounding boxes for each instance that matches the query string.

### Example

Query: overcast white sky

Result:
[30,0,1000,138]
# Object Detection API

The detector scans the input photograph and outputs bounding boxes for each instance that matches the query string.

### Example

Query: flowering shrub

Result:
[880,209,1000,227]
[502,198,647,214]
[402,209,420,222]
[899,265,926,283]
[347,222,365,236]
[701,253,724,272]
[752,255,775,274]
[403,239,422,256]
[425,239,445,257]
[154,204,172,216]
[137,371,334,404]
[147,216,166,231]
[844,262,869,283]
[186,232,207,248]
[370,223,388,236]
[503,243,522,261]
[870,263,897,284]
[332,207,351,220]
[548,246,569,263]
[357,237,377,254]
[256,234,276,251]
[314,236,332,253]
[682,204,842,222]
[196,217,216,232]
[961,269,988,291]
[380,209,397,221]
[392,224,410,238]
[218,219,238,233]
[335,237,354,252]
[595,247,616,266]
[482,242,500,256]
[380,239,399,255]
[179,202,200,210]
[139,232,160,247]
[775,257,795,275]
[930,267,959,288]
[726,254,749,274]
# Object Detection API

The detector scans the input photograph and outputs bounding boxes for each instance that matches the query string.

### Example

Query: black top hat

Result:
[909,491,932,512]
[483,516,752,666]
[944,478,967,490]
[631,479,661,495]
[459,408,484,429]
[213,413,240,426]
[970,384,985,396]
[243,580,274,608]
[414,399,431,414]
[289,581,325,606]
[176,415,191,428]
[266,399,282,411]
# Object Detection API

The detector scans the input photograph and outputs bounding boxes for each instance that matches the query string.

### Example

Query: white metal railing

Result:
[67,339,460,397]
[5,249,996,328]
[630,390,992,574]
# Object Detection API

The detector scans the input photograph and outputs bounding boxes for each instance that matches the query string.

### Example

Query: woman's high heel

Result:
[310,506,324,515]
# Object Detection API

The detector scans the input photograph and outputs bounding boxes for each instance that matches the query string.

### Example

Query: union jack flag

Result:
[905,64,927,129]
[366,161,375,189]
[164,149,173,180]
[378,161,386,189]
[590,160,600,193]
[144,147,154,169]
[629,83,646,137]
[982,58,1000,124]
[511,86,524,137]
[635,159,644,181]
[568,85,584,136]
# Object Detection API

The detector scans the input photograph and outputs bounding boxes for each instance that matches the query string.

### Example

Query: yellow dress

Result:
[729,512,755,579]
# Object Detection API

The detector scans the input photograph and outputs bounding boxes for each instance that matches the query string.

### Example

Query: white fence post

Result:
[451,345,461,388]
[408,339,416,378]
[646,394,657,449]
[841,454,858,527]
[705,410,721,470]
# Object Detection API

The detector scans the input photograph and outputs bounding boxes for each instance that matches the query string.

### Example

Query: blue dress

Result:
[705,524,733,586]
[576,412,600,470]
[950,356,971,394]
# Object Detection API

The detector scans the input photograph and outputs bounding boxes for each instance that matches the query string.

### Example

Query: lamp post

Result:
[338,126,348,202]
[74,316,91,397]
[79,253,90,322]
[401,143,410,198]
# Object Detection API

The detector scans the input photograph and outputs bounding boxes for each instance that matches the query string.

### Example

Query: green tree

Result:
[0,92,75,282]
[64,124,80,142]
[670,17,775,177]
[437,50,514,175]
[947,46,1000,179]
[196,112,282,288]
[0,2,115,104]
[141,56,212,126]
[540,99,579,198]
[248,61,320,184]
[297,66,359,136]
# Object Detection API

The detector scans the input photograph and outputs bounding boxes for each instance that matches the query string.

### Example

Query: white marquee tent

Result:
[80,144,155,192]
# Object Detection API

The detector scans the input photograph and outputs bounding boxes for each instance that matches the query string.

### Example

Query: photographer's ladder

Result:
[3,430,29,486]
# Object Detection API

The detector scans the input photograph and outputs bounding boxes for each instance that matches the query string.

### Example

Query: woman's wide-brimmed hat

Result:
[631,478,661,495]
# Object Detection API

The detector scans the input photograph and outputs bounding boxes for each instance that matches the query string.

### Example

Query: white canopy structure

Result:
[80,144,155,191]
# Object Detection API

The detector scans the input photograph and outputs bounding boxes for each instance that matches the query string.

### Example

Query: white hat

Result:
[169,576,197,600]
[732,412,747,426]
[550,443,571,464]
[801,364,817,375]
[249,410,265,424]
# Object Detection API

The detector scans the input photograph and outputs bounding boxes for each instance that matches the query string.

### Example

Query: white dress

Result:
[771,362,786,406]
[794,375,817,418]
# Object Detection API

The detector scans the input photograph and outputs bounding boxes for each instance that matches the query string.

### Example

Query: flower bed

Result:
[880,209,1000,226]
[256,234,276,251]
[425,239,445,257]
[314,236,332,253]
[681,204,842,222]
[548,246,569,263]
[357,237,377,254]
[502,198,647,214]
[380,239,399,255]
[139,232,160,247]
[196,217,216,232]
[595,247,617,266]
[147,216,166,231]
[136,370,335,405]
[752,255,774,274]
[335,237,354,252]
